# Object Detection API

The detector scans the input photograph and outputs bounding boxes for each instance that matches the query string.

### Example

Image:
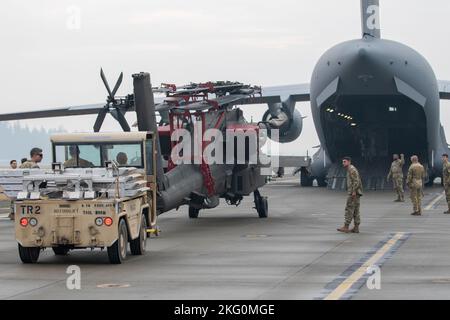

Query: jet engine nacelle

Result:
[262,104,303,143]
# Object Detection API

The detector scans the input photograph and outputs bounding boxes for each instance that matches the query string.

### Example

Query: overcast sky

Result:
[1,0,450,156]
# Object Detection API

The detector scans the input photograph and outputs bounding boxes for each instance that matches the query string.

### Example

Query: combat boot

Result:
[445,204,450,214]
[337,224,350,233]
[350,224,360,233]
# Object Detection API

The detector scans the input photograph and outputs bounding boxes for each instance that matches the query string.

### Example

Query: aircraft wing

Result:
[439,80,450,99]
[0,103,106,121]
[261,83,310,102]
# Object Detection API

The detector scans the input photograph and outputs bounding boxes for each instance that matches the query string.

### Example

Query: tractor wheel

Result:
[52,247,70,256]
[130,214,147,256]
[107,219,128,264]
[18,244,40,264]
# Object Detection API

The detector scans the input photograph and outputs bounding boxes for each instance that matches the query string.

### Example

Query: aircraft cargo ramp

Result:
[325,160,430,191]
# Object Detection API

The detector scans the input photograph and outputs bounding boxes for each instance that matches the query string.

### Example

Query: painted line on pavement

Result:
[317,232,410,300]
[425,192,445,211]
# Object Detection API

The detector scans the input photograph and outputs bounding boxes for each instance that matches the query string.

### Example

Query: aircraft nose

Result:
[339,41,394,92]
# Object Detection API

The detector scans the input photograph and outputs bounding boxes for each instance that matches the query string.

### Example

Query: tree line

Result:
[0,122,65,166]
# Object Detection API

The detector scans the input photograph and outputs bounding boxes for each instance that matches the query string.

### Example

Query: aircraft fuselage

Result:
[309,36,448,183]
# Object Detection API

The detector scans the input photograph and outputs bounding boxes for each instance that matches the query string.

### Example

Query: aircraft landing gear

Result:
[254,189,268,218]
[317,177,328,187]
[189,206,200,219]
[425,175,435,187]
[300,169,313,187]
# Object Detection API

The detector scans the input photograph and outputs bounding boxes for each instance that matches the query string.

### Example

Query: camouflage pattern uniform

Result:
[443,159,450,213]
[407,162,425,214]
[387,154,405,201]
[64,158,94,168]
[345,164,363,226]
[19,161,40,169]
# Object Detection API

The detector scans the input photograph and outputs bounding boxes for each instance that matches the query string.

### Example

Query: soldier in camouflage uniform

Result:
[64,145,94,168]
[442,154,450,214]
[338,157,363,234]
[407,155,425,216]
[387,153,405,202]
[19,147,43,169]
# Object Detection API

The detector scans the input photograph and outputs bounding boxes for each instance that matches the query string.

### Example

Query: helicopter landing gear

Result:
[254,189,268,218]
[189,206,200,219]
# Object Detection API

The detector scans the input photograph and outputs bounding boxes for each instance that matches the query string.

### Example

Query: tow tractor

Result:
[3,131,157,264]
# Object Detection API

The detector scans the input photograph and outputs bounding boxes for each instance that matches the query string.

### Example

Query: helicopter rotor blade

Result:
[100,68,113,100]
[111,72,123,98]
[115,109,131,132]
[93,107,108,132]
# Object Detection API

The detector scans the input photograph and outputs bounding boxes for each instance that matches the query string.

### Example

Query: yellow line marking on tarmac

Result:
[324,232,405,300]
[425,192,445,211]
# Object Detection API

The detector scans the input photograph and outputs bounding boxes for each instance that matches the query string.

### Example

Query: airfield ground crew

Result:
[19,147,43,169]
[442,154,450,214]
[387,153,405,202]
[407,155,425,216]
[9,160,17,169]
[64,145,94,168]
[338,156,363,234]
[116,152,128,166]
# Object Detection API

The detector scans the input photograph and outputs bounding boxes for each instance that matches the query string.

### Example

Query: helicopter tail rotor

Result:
[94,68,131,132]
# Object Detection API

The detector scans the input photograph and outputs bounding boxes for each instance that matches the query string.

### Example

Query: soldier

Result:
[19,148,43,169]
[338,156,363,234]
[116,152,128,166]
[442,154,450,214]
[406,155,425,216]
[387,153,405,202]
[64,145,94,168]
[9,160,17,169]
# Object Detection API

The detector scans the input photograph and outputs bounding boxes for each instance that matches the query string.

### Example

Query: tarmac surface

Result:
[1,177,450,300]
